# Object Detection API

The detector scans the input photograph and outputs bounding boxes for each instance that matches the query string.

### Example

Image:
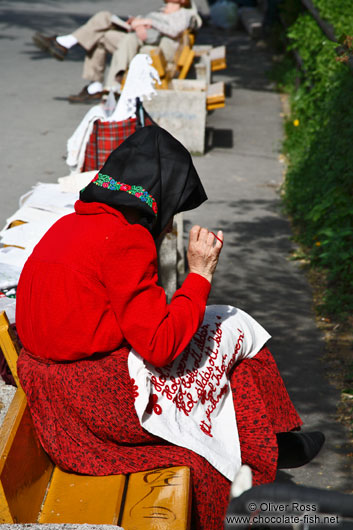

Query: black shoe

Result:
[32,32,67,61]
[277,431,325,469]
[68,85,106,104]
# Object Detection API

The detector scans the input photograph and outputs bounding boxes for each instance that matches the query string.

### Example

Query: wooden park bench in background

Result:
[209,45,227,72]
[149,33,226,111]
[149,30,196,88]
[0,310,192,528]
[206,81,226,110]
[107,31,228,156]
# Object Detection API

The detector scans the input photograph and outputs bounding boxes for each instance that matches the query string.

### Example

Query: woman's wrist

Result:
[188,269,212,285]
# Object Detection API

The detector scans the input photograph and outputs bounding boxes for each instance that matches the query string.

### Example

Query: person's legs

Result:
[72,11,114,52]
[81,43,108,83]
[74,13,126,84]
[32,10,113,62]
[105,32,142,89]
[230,346,324,484]
[81,28,128,83]
[159,36,179,62]
[33,10,122,99]
[230,349,280,485]
[69,28,126,102]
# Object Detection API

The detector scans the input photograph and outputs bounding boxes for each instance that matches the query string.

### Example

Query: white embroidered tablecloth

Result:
[128,305,271,481]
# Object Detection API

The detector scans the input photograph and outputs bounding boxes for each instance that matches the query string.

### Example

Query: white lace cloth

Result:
[128,305,271,481]
[110,54,160,122]
[66,54,160,172]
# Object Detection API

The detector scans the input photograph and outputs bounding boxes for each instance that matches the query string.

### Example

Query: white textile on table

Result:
[128,305,271,481]
[0,250,30,289]
[1,218,59,250]
[58,170,97,194]
[19,183,76,214]
[0,184,76,253]
[0,296,16,324]
[0,183,78,295]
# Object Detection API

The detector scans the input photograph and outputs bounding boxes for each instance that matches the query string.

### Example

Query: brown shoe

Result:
[68,85,106,104]
[32,32,67,61]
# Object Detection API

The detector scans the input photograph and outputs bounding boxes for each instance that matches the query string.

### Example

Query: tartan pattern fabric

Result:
[82,117,153,172]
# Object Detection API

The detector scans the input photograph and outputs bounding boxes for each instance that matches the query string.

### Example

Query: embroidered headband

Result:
[79,126,207,237]
[92,172,158,216]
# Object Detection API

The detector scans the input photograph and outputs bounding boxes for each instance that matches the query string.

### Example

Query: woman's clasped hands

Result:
[187,225,224,284]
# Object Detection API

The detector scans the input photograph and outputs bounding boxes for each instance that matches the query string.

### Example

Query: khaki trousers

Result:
[73,11,142,84]
[106,36,179,89]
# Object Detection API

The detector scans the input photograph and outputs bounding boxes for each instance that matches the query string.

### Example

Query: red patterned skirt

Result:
[17,346,302,530]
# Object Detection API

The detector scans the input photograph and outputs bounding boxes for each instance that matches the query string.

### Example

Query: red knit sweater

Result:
[16,201,211,366]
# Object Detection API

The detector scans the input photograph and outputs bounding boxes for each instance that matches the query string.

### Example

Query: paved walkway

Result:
[1,0,352,494]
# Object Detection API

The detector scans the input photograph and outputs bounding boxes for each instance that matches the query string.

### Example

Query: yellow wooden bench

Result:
[206,81,226,110]
[150,30,196,89]
[2,219,27,250]
[150,49,225,111]
[209,45,227,72]
[120,32,195,92]
[193,44,227,73]
[0,311,192,528]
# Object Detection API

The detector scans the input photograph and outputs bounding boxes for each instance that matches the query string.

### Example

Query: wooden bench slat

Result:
[0,483,13,524]
[0,389,54,524]
[207,81,226,110]
[121,466,191,530]
[207,102,226,110]
[150,48,167,78]
[178,48,195,80]
[0,311,21,387]
[39,468,126,524]
[0,389,27,524]
[150,30,196,89]
[211,58,227,71]
[210,45,227,72]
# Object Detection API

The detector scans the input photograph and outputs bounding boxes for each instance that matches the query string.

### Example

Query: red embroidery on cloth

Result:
[146,394,162,415]
[150,321,243,437]
[130,378,139,399]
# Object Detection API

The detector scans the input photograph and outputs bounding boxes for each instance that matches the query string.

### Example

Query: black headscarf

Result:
[80,125,207,237]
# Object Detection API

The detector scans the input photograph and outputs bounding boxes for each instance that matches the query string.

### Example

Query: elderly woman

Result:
[16,126,324,530]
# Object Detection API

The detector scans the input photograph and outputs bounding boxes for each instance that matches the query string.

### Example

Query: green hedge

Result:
[275,0,353,317]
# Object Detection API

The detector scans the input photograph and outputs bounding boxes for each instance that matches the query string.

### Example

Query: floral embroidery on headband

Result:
[92,173,158,215]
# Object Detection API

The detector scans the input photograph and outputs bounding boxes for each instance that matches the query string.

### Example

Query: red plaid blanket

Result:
[82,117,153,172]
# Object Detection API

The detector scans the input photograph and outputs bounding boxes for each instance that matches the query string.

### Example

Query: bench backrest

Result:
[149,30,196,87]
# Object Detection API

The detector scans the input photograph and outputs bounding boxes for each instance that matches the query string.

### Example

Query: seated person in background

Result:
[33,0,201,103]
[16,126,324,530]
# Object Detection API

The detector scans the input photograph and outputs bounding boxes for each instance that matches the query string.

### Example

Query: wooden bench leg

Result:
[121,466,192,530]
